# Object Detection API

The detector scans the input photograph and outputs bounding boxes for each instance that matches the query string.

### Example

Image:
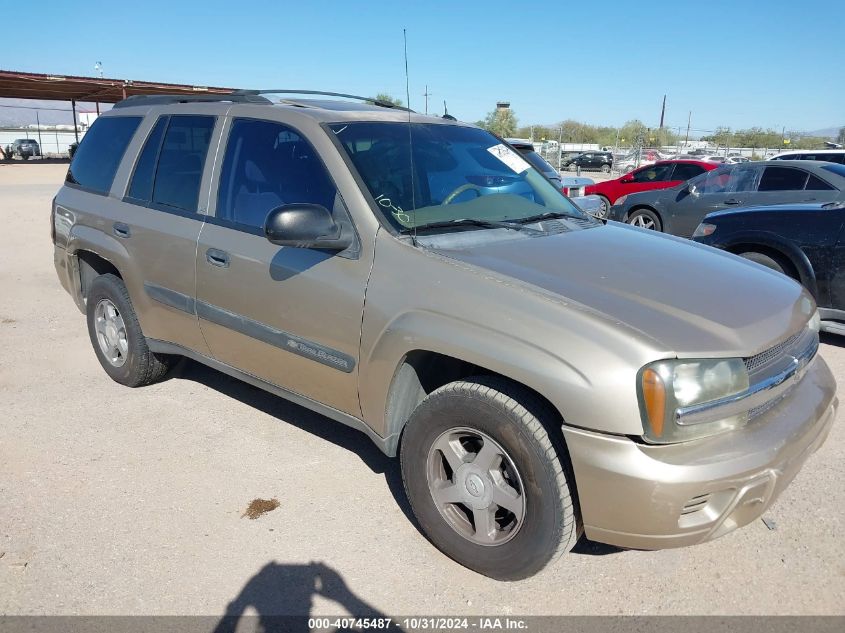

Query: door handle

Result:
[723,199,741,205]
[206,248,230,268]
[112,222,131,238]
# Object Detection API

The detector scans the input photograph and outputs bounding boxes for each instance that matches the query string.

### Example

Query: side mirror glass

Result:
[688,183,700,197]
[264,204,352,251]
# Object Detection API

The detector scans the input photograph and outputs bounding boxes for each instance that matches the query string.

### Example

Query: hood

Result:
[435,222,812,357]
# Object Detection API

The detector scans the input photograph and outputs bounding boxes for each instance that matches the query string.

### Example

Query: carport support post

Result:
[71,99,79,144]
[35,111,43,157]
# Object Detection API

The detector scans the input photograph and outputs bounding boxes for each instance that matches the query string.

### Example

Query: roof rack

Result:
[112,93,272,109]
[234,89,414,112]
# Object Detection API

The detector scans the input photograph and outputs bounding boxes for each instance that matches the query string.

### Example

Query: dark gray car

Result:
[608,160,845,237]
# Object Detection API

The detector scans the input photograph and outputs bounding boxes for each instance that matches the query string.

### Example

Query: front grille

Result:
[744,328,806,374]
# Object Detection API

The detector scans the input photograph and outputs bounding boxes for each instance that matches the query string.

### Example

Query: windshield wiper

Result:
[513,210,586,224]
[402,218,543,234]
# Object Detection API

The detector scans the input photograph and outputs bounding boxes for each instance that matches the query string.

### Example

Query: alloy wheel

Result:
[94,299,129,367]
[426,427,526,546]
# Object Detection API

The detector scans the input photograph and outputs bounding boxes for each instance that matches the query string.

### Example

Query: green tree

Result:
[372,93,403,107]
[838,127,845,145]
[479,107,518,137]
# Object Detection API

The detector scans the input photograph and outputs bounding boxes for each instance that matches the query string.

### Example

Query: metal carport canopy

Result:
[0,69,235,103]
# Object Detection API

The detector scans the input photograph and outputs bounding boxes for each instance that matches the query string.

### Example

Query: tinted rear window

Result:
[759,166,808,191]
[127,117,167,202]
[66,116,142,194]
[151,115,215,213]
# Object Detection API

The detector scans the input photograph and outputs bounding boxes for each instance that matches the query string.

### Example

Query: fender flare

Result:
[359,310,593,454]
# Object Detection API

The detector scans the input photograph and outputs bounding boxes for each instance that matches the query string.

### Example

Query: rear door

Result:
[194,116,371,416]
[752,165,839,207]
[112,111,220,354]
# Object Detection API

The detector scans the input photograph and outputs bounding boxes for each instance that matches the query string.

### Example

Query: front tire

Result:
[596,195,611,219]
[400,377,579,580]
[739,251,791,277]
[86,274,174,387]
[627,208,662,231]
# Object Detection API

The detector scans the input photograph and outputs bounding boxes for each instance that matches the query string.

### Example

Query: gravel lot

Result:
[1,163,843,617]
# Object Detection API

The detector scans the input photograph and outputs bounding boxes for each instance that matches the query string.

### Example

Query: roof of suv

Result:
[108,92,469,126]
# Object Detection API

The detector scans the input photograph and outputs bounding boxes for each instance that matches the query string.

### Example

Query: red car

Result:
[585,160,719,218]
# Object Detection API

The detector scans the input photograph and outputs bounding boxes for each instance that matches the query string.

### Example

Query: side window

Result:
[127,116,167,202]
[217,118,338,230]
[66,116,142,194]
[152,115,215,213]
[630,163,673,183]
[671,163,705,181]
[758,166,809,191]
[726,166,759,192]
[805,174,834,191]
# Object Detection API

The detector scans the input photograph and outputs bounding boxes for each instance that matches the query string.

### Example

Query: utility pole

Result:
[557,126,563,170]
[422,85,432,115]
[684,111,691,148]
[659,94,666,129]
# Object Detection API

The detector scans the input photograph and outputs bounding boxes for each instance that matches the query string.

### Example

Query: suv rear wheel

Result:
[400,377,580,580]
[86,274,174,387]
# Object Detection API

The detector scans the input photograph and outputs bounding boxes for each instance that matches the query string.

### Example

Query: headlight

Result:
[638,358,750,443]
[692,223,716,238]
[615,195,628,205]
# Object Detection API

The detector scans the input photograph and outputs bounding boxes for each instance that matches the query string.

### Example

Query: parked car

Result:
[692,195,845,335]
[561,150,613,172]
[615,149,666,173]
[10,138,41,159]
[609,160,845,236]
[585,160,718,218]
[506,138,562,188]
[772,149,845,165]
[53,92,835,580]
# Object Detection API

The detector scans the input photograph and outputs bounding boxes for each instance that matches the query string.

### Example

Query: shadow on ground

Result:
[212,561,404,632]
[174,360,418,529]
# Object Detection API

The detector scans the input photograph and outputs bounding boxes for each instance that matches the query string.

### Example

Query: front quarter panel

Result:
[358,232,664,443]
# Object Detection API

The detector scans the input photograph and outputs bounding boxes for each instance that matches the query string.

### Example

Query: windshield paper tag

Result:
[487,144,531,173]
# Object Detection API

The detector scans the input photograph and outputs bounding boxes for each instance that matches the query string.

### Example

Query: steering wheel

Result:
[441,183,484,205]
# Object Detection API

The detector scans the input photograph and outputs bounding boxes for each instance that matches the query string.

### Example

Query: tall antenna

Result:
[403,28,417,246]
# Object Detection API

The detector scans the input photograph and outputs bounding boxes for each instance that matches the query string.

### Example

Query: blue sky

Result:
[4,0,843,133]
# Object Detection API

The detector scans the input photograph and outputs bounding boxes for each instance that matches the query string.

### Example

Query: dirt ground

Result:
[1,163,843,617]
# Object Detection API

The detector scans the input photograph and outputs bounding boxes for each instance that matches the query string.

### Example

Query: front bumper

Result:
[563,354,837,550]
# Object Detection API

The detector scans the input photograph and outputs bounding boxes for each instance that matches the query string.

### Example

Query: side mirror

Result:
[688,183,700,197]
[620,176,633,184]
[264,204,352,251]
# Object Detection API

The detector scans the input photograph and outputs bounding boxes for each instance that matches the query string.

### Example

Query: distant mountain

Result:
[805,125,843,139]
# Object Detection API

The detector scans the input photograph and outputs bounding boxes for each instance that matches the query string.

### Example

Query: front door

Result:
[195,117,371,416]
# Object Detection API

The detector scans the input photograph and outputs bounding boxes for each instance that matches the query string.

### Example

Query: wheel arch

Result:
[65,225,132,312]
[720,232,817,298]
[378,347,569,458]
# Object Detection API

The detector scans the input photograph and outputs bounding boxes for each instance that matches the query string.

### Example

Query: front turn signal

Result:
[641,368,666,439]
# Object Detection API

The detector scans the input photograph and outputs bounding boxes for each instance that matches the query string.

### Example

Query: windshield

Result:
[329,122,585,231]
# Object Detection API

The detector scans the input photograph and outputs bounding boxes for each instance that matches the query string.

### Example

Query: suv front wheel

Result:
[86,273,174,387]
[400,377,580,580]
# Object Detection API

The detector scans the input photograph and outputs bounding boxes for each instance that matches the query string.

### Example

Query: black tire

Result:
[86,273,174,387]
[400,376,580,581]
[739,251,793,277]
[627,207,662,231]
[596,195,612,219]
